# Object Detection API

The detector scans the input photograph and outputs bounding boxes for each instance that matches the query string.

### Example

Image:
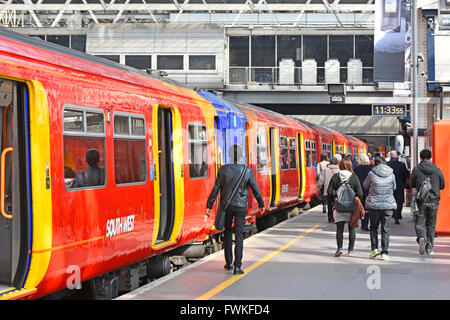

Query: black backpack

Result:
[417,176,432,203]
[335,180,356,212]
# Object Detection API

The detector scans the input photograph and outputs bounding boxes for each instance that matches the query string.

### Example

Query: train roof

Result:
[0,27,195,91]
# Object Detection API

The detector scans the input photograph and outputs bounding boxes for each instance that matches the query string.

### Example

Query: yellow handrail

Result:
[1,147,13,219]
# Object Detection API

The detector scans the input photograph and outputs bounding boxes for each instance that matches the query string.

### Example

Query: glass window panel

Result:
[71,35,86,52]
[64,109,84,132]
[86,112,104,133]
[329,36,354,67]
[189,55,216,70]
[188,124,208,179]
[47,35,70,48]
[157,55,184,70]
[251,68,273,84]
[251,35,275,67]
[229,36,249,67]
[95,55,120,63]
[125,55,152,70]
[114,116,129,135]
[256,133,267,172]
[303,36,327,67]
[305,140,312,167]
[229,68,248,83]
[289,141,297,169]
[131,118,145,136]
[355,35,374,67]
[277,35,302,67]
[281,148,289,170]
[114,139,146,184]
[363,68,374,83]
[64,136,105,189]
[188,125,196,140]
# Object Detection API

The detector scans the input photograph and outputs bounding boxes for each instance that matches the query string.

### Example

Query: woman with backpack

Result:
[327,158,363,257]
[363,156,397,261]
[317,156,341,223]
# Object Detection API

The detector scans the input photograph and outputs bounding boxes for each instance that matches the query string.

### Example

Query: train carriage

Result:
[0,27,367,300]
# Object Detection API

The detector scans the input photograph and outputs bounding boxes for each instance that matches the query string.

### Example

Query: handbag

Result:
[215,166,247,231]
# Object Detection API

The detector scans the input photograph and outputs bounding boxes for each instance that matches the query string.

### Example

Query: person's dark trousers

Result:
[415,202,439,251]
[393,189,405,221]
[336,221,356,251]
[223,208,246,269]
[361,214,370,230]
[327,195,334,222]
[369,210,392,254]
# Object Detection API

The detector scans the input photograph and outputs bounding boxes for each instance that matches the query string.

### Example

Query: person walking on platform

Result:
[316,153,330,213]
[363,156,397,261]
[387,150,410,225]
[206,144,265,275]
[409,149,445,255]
[317,156,340,223]
[328,158,363,257]
[354,153,372,231]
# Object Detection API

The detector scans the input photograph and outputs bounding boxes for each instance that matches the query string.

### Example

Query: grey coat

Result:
[363,164,397,210]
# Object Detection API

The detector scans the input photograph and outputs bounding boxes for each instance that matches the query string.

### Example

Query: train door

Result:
[268,127,280,208]
[0,79,32,290]
[153,105,184,246]
[297,132,305,200]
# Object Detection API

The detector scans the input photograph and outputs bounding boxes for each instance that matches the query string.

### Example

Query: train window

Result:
[311,141,317,167]
[326,144,332,159]
[86,112,104,133]
[114,115,129,135]
[256,132,268,172]
[113,113,147,185]
[305,140,312,168]
[188,123,208,179]
[131,118,145,136]
[289,138,297,169]
[64,109,84,132]
[280,136,289,170]
[63,106,106,190]
[346,146,352,156]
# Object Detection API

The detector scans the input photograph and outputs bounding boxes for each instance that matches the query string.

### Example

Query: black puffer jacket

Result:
[207,164,264,211]
[410,160,445,204]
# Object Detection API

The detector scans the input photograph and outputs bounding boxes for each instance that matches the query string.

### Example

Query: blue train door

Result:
[226,112,246,164]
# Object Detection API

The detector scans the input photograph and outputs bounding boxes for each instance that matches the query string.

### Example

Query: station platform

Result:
[116,207,450,300]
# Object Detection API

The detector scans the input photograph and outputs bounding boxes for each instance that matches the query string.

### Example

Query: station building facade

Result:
[3,0,450,156]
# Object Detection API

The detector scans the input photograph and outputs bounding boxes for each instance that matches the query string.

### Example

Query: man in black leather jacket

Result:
[206,144,265,275]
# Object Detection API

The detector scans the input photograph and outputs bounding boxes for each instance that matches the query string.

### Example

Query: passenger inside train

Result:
[71,149,105,188]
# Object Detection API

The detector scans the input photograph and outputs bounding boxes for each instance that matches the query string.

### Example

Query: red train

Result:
[0,27,366,300]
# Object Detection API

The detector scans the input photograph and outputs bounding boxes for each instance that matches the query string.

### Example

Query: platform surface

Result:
[117,207,450,300]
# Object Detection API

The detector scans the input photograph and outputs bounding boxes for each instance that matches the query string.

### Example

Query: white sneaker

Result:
[370,249,380,258]
[380,253,390,261]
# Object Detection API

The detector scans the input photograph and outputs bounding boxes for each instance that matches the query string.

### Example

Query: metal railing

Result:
[228,66,374,87]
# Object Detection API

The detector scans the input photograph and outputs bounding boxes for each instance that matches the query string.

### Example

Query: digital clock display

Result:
[372,104,406,116]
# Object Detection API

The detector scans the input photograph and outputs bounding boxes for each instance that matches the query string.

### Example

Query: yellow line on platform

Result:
[196,223,319,300]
